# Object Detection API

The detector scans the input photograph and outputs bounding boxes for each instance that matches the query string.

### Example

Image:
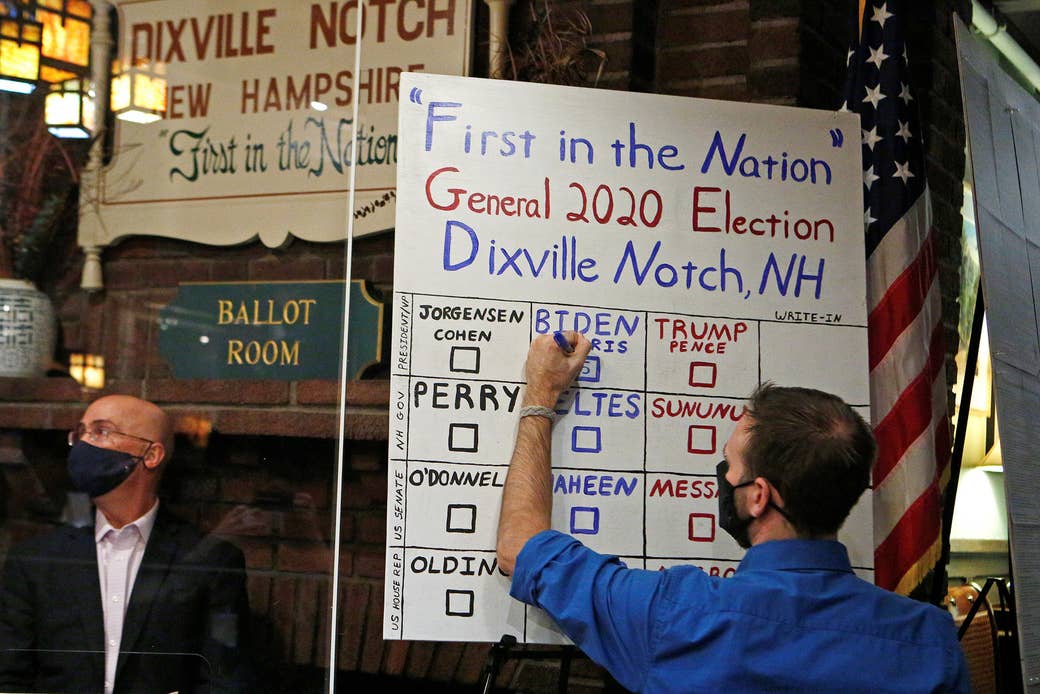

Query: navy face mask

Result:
[67,441,143,498]
[716,460,755,549]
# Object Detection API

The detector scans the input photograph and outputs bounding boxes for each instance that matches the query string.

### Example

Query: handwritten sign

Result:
[384,73,872,643]
[157,280,383,380]
[78,0,472,251]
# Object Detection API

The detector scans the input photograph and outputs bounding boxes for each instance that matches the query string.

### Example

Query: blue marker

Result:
[553,330,574,354]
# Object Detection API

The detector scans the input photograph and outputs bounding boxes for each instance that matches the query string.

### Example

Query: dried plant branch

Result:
[0,91,83,281]
[505,1,606,87]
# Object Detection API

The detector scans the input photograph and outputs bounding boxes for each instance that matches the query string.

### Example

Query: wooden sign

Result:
[158,280,383,380]
[78,0,473,253]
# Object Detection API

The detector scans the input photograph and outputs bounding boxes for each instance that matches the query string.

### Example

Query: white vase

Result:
[0,278,56,377]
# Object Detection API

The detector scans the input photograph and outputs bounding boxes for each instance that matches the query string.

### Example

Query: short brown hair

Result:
[744,383,876,537]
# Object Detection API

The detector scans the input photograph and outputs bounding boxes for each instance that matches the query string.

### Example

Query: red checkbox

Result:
[688,513,716,542]
[687,425,717,454]
[689,362,717,387]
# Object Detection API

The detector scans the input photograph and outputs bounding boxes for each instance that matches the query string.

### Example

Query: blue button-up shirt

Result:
[511,530,969,693]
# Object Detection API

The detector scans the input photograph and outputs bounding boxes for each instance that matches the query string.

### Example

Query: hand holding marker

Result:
[553,330,575,354]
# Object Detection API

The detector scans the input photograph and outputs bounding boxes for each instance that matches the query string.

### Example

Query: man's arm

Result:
[497,331,590,575]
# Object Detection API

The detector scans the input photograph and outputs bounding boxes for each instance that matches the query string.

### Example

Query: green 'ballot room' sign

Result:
[158,280,383,380]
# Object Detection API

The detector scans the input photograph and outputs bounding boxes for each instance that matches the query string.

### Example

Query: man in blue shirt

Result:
[497,331,970,693]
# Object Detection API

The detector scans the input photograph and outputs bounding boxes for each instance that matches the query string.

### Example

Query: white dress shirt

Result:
[94,501,159,694]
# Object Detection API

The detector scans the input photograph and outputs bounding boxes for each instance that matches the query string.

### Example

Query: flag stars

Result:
[867,44,889,69]
[863,84,886,108]
[871,3,894,28]
[864,166,880,190]
[899,83,913,104]
[862,126,884,150]
[865,207,877,227]
[896,120,912,143]
[893,161,915,184]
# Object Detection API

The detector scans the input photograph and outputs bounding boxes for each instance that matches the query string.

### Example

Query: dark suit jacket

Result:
[0,508,252,693]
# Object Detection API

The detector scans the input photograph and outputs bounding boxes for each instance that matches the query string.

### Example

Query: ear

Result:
[746,478,771,518]
[142,442,165,470]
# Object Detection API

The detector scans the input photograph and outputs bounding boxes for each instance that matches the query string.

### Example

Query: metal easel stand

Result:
[478,634,576,694]
[932,284,985,606]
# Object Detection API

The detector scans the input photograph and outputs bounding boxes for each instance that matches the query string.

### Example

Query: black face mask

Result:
[716,460,755,549]
[67,441,142,498]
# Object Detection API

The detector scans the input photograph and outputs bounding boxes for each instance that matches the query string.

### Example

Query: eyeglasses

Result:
[68,421,155,449]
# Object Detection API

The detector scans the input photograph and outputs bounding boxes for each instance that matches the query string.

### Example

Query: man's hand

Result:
[497,331,592,575]
[522,331,592,408]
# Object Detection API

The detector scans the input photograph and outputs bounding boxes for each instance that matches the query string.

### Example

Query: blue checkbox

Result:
[571,507,600,535]
[571,426,602,453]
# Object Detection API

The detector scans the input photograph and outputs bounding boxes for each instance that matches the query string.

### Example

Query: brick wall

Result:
[1,0,971,689]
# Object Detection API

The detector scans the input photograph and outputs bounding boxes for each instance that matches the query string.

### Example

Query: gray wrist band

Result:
[519,405,556,422]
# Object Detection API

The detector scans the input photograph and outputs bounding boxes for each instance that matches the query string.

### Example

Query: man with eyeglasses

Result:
[0,395,252,693]
[497,332,969,693]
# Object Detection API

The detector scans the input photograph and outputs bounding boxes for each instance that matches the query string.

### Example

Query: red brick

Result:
[384,640,410,676]
[105,238,166,260]
[99,379,146,396]
[354,551,385,578]
[0,378,85,401]
[347,380,390,406]
[370,255,394,283]
[214,409,338,437]
[0,404,55,429]
[349,447,383,472]
[427,642,464,681]
[666,75,749,101]
[357,514,386,544]
[291,576,322,664]
[236,537,274,569]
[404,641,437,680]
[295,380,339,405]
[748,61,798,99]
[337,549,354,576]
[662,0,732,7]
[749,18,799,64]
[208,260,251,282]
[294,479,331,510]
[177,475,219,501]
[586,4,634,35]
[147,379,290,404]
[248,256,326,281]
[312,580,331,666]
[281,507,333,541]
[277,541,333,573]
[247,574,271,615]
[342,411,389,441]
[456,642,490,684]
[98,260,144,290]
[221,506,275,536]
[140,259,212,286]
[657,43,748,81]
[270,577,298,662]
[327,256,347,279]
[359,581,385,673]
[221,475,262,503]
[356,234,394,255]
[101,296,149,379]
[49,404,87,431]
[660,6,749,47]
[357,470,391,507]
[335,512,355,542]
[337,581,369,670]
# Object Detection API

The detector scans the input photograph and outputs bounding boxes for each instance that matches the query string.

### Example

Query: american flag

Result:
[842,0,951,594]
